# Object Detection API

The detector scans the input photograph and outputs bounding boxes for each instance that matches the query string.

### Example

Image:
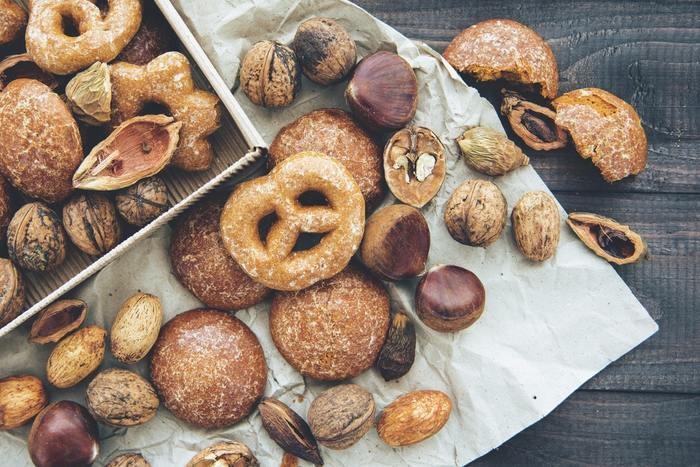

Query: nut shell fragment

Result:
[511,191,560,261]
[457,126,529,176]
[63,192,121,256]
[308,384,375,449]
[86,368,159,427]
[0,375,47,430]
[501,90,567,151]
[259,398,323,465]
[29,299,87,344]
[444,179,507,247]
[8,202,67,272]
[46,325,106,388]
[0,258,24,327]
[186,441,258,467]
[377,390,452,447]
[73,115,182,190]
[0,54,58,92]
[567,212,647,265]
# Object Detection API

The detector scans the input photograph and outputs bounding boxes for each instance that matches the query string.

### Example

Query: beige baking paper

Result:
[0,0,658,465]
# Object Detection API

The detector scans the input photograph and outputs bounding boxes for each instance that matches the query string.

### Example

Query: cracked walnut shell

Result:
[567,212,647,265]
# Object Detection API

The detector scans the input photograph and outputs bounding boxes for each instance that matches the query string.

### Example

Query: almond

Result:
[110,293,163,364]
[376,390,451,447]
[46,326,106,388]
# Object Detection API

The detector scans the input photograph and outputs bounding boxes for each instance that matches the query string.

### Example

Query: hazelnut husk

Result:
[567,212,647,265]
[291,17,356,85]
[457,126,529,176]
[0,375,47,430]
[106,453,151,467]
[115,176,169,226]
[259,398,324,465]
[384,126,446,208]
[308,384,375,449]
[376,311,416,381]
[63,192,121,256]
[186,441,258,467]
[0,258,24,327]
[8,202,67,272]
[240,40,301,108]
[0,54,58,92]
[500,90,567,151]
[29,299,87,344]
[46,325,106,388]
[511,191,560,261]
[116,2,178,66]
[359,204,430,280]
[65,62,111,126]
[28,401,99,467]
[345,51,418,132]
[444,179,507,247]
[86,368,159,427]
[415,264,486,332]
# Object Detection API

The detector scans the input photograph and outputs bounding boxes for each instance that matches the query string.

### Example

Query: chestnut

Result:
[415,265,485,332]
[28,400,99,467]
[359,204,430,280]
[345,51,418,132]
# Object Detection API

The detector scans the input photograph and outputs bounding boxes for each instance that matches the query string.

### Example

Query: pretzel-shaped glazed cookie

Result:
[110,52,221,172]
[25,0,141,75]
[220,152,366,291]
[0,0,26,45]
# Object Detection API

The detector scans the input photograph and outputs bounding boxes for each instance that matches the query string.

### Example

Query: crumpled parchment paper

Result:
[0,0,658,465]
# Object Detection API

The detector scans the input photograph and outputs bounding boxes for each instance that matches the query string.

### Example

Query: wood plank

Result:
[356,0,700,194]
[471,391,700,466]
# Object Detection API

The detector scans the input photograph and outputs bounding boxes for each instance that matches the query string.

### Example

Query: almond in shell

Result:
[377,390,451,447]
[110,292,163,364]
[0,375,48,430]
[46,326,106,389]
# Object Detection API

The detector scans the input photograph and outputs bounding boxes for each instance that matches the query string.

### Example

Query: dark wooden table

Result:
[356,1,700,465]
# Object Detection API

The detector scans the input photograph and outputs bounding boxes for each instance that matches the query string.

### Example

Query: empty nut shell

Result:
[308,384,375,449]
[46,325,106,388]
[567,212,647,265]
[345,51,418,132]
[63,192,121,256]
[259,398,323,465]
[376,311,416,381]
[106,453,151,467]
[8,202,67,272]
[115,176,169,226]
[457,126,529,176]
[186,441,258,467]
[110,292,163,364]
[86,368,159,427]
[0,54,58,92]
[240,40,300,108]
[0,375,47,430]
[0,258,24,327]
[292,17,356,85]
[29,299,87,344]
[384,126,446,208]
[444,179,507,247]
[359,204,430,280]
[512,191,561,261]
[377,390,452,447]
[500,90,567,151]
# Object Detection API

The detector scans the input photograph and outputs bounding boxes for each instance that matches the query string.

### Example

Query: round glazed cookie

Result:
[270,265,390,381]
[150,309,267,429]
[170,200,270,310]
[269,108,385,210]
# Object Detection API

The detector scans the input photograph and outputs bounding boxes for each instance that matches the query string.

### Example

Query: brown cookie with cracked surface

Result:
[553,88,647,182]
[0,0,26,46]
[150,309,267,429]
[270,264,390,381]
[443,19,559,100]
[170,200,270,311]
[269,108,385,210]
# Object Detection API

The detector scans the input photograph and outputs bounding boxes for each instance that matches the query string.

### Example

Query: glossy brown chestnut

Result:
[28,401,99,467]
[415,264,485,332]
[345,51,418,132]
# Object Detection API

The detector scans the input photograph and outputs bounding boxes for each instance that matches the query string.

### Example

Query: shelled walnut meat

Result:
[63,192,121,256]
[115,176,169,226]
[8,202,67,272]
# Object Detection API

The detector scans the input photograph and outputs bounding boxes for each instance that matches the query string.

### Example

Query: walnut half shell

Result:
[567,212,647,265]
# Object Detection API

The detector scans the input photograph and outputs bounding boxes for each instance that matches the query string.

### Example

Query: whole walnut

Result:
[105,453,150,467]
[291,17,356,85]
[0,258,24,327]
[240,40,301,108]
[8,203,66,272]
[115,176,169,227]
[63,193,121,256]
[444,179,508,247]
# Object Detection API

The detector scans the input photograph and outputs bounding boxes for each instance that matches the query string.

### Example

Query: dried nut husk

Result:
[376,311,416,381]
[384,126,446,208]
[186,441,259,467]
[0,54,58,92]
[259,398,323,465]
[377,390,452,447]
[86,368,159,427]
[62,192,121,256]
[567,212,647,265]
[73,115,182,190]
[46,325,106,388]
[65,62,112,126]
[457,126,529,176]
[29,299,87,344]
[0,375,47,430]
[0,258,24,327]
[500,90,567,151]
[444,179,507,247]
[308,384,375,450]
[115,176,169,226]
[511,191,560,261]
[106,453,151,467]
[110,292,163,364]
[240,40,301,108]
[291,17,356,85]
[7,202,67,272]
